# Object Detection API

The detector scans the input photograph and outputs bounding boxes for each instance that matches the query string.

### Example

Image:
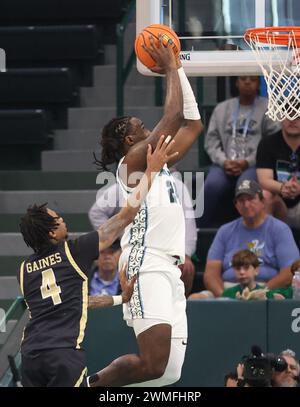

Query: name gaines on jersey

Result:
[26,253,62,273]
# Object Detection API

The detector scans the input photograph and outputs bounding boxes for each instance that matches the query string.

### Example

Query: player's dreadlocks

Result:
[20,203,60,254]
[94,116,132,171]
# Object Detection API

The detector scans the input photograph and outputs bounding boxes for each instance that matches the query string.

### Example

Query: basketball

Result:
[135,24,181,69]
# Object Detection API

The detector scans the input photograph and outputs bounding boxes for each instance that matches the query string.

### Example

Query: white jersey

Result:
[116,157,186,265]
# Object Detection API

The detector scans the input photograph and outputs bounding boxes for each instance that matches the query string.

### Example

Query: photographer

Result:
[235,346,295,387]
[272,349,300,387]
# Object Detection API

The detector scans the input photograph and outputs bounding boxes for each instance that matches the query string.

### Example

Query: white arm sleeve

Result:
[178,67,201,120]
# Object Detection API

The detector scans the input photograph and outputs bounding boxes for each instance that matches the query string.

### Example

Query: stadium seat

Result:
[0,68,76,104]
[0,0,128,23]
[0,109,48,144]
[0,25,100,62]
[0,214,91,233]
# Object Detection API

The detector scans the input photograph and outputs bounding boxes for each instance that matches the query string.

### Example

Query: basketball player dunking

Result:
[18,137,176,387]
[88,34,202,387]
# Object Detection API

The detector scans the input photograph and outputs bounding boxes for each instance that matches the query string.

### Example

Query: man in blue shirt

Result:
[202,180,299,297]
[89,240,121,297]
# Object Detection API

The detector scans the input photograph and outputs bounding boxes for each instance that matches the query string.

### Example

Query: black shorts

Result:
[21,348,87,387]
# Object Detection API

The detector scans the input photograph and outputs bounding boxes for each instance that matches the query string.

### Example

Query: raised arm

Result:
[166,63,203,167]
[98,136,178,252]
[123,34,184,175]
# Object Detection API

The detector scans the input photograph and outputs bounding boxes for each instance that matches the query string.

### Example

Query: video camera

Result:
[242,346,288,387]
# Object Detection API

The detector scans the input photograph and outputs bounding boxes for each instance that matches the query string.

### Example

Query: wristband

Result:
[112,295,122,306]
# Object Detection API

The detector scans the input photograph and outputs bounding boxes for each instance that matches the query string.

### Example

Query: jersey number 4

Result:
[40,268,62,305]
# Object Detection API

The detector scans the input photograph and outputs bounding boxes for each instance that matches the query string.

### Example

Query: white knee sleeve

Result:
[126,338,187,387]
[155,338,187,387]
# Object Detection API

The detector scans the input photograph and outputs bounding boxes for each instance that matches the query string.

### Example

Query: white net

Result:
[245,28,300,121]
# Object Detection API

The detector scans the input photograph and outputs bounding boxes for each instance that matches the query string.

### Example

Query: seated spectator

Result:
[256,115,300,228]
[89,240,121,296]
[272,349,300,387]
[89,171,197,297]
[222,249,292,300]
[199,76,280,227]
[190,180,299,298]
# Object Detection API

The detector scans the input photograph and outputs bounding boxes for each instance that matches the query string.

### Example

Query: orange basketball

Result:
[135,24,181,69]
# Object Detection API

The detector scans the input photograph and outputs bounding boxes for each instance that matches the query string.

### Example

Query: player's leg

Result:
[45,349,87,387]
[88,270,175,387]
[21,351,47,387]
[88,322,172,387]
[126,336,187,387]
[125,274,187,387]
[89,265,187,387]
[136,272,188,387]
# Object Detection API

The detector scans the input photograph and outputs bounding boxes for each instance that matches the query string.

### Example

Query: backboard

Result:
[136,0,300,76]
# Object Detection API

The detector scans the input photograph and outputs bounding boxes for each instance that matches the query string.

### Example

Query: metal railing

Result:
[0,296,26,386]
[0,296,24,334]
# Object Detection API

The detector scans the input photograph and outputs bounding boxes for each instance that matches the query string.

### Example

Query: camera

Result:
[242,346,288,387]
[266,353,288,373]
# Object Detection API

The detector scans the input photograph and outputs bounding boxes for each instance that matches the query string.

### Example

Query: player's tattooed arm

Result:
[98,135,178,252]
[88,295,113,309]
[88,264,136,309]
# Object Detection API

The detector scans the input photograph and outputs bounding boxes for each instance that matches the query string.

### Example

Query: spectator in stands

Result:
[89,240,121,297]
[256,115,300,228]
[190,179,299,298]
[272,349,300,387]
[89,170,197,297]
[222,249,292,300]
[199,76,280,227]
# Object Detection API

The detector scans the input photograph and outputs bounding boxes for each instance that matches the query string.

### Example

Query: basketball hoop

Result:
[244,26,300,121]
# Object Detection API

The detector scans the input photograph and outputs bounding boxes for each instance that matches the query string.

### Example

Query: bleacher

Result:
[0,0,127,23]
[0,25,100,63]
[0,1,132,168]
[0,0,132,385]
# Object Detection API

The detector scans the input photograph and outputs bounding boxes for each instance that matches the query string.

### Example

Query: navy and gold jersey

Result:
[19,231,99,354]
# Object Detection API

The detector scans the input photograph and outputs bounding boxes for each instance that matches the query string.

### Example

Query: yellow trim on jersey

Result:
[74,367,87,387]
[64,241,88,349]
[64,241,87,280]
[19,262,32,318]
[19,261,25,295]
